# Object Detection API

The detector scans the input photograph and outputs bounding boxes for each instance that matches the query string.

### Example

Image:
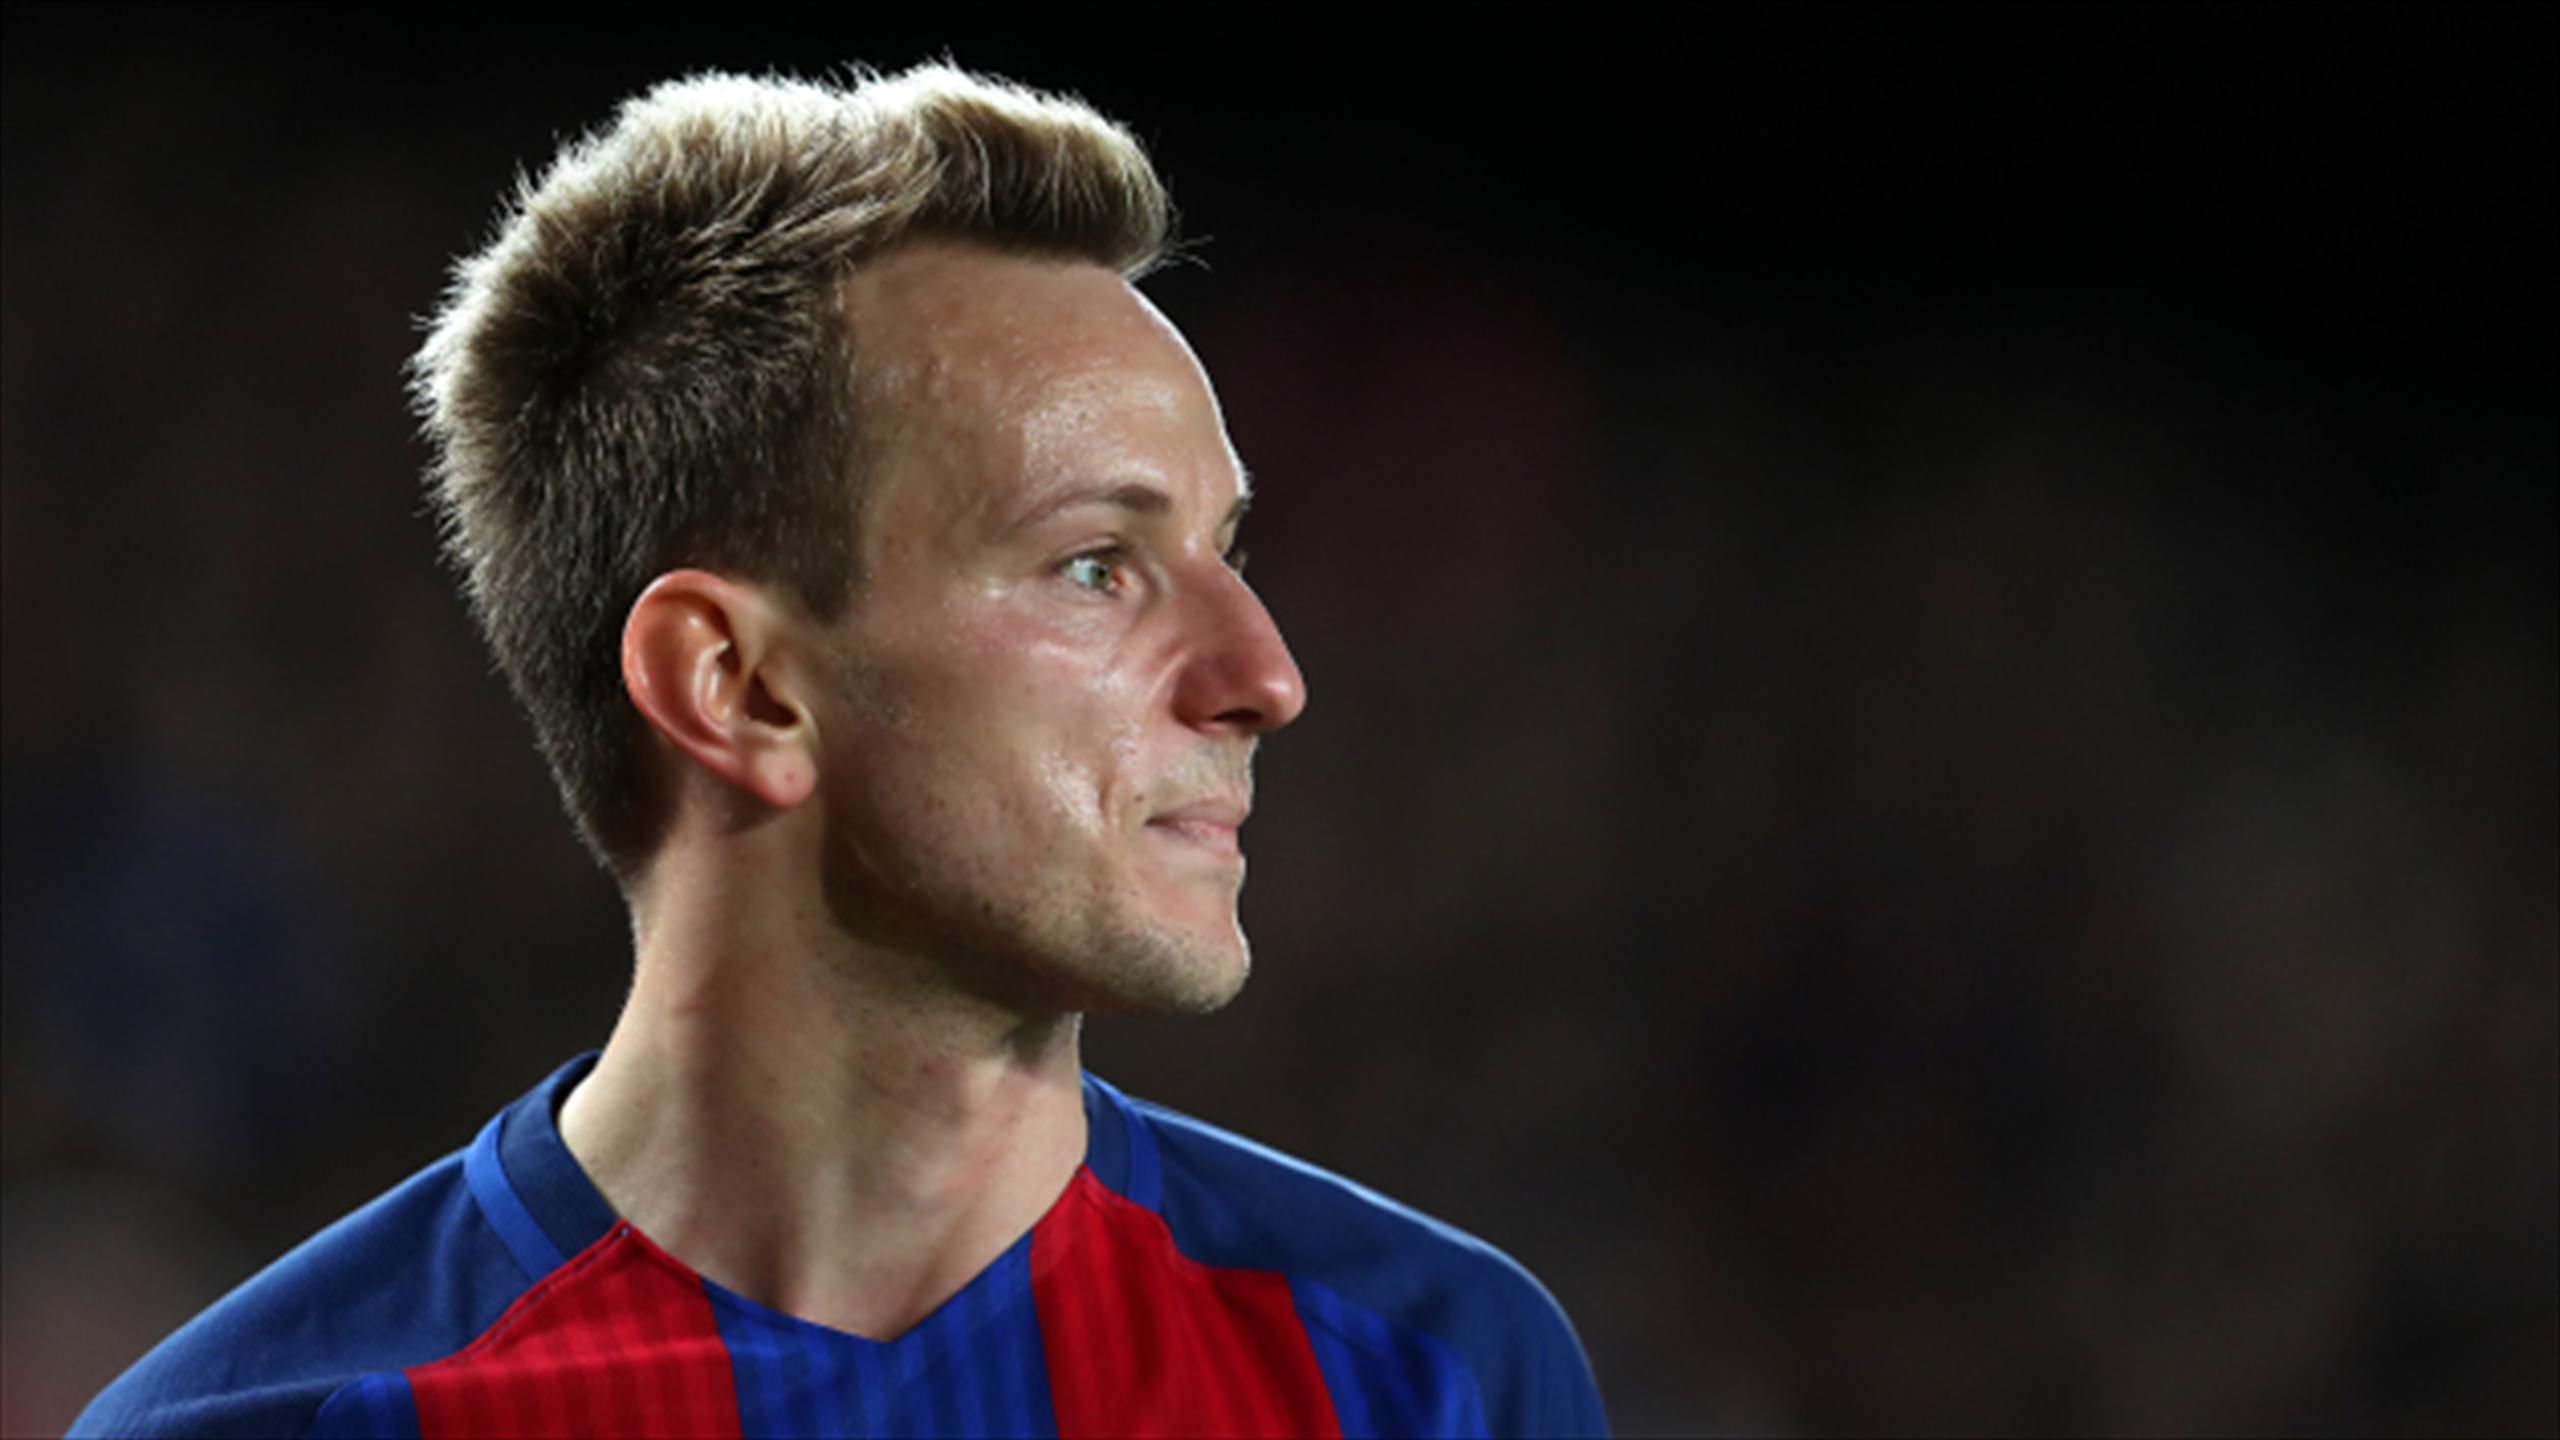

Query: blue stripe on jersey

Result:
[1294,1277,1490,1439]
[991,1232,1054,1437]
[776,1301,823,1438]
[306,1371,420,1438]
[938,1286,986,1435]
[703,1229,1056,1438]
[462,1112,563,1282]
[1080,1073,1129,1196]
[910,1314,952,1438]
[492,1058,620,1262]
[798,1314,846,1439]
[851,1337,891,1435]
[1089,1076,1162,1209]
[707,1284,815,1438]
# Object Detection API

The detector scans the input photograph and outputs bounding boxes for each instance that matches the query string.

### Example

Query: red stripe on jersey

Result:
[1033,1168,1340,1439]
[408,1222,743,1439]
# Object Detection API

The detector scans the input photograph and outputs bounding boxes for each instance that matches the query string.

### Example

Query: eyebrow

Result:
[1009,473,1255,538]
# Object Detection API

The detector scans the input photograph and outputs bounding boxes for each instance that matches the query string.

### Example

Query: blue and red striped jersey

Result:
[75,1056,1607,1438]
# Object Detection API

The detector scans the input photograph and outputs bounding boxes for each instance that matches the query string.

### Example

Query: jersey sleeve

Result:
[1479,1256,1608,1438]
[67,1153,520,1440]
[1098,1078,1611,1439]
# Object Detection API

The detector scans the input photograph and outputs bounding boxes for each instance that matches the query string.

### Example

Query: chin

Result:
[1059,918,1251,1017]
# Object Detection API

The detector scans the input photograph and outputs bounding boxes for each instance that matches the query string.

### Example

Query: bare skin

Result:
[558,244,1307,1341]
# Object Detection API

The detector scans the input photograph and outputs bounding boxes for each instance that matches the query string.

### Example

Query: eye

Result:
[1223,546,1250,576]
[1059,548,1130,595]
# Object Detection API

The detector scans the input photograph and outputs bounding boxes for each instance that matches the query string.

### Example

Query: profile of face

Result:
[808,244,1307,1016]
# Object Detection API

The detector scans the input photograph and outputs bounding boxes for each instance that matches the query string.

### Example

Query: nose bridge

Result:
[1176,559,1308,734]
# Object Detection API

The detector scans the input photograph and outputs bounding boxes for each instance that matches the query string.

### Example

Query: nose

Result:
[1173,565,1309,736]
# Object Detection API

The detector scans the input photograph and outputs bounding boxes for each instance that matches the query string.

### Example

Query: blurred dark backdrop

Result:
[4,3,2553,1433]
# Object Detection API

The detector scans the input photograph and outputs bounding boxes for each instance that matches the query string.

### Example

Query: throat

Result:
[558,984,1091,1343]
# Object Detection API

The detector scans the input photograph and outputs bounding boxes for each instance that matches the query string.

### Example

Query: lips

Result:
[1146,797,1248,855]
[1150,798,1248,828]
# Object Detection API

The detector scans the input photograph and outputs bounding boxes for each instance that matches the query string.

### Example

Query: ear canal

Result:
[745,670,795,726]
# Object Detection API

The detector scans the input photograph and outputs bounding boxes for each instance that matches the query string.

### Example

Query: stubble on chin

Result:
[1062,914,1251,1017]
[962,857,1253,1019]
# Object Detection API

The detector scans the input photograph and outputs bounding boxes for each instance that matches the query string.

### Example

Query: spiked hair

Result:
[412,64,1171,872]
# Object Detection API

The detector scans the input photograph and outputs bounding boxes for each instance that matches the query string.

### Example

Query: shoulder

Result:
[70,1143,525,1439]
[1096,1079,1609,1438]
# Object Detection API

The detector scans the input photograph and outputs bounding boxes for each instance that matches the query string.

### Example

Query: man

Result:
[77,63,1607,1439]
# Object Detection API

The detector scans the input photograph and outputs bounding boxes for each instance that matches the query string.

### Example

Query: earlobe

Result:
[621,570,816,812]
[742,744,815,810]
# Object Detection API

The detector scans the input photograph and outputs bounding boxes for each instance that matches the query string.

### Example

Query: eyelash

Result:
[1058,545,1251,595]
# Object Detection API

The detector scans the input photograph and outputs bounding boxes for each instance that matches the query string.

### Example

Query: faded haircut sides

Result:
[411,64,1172,875]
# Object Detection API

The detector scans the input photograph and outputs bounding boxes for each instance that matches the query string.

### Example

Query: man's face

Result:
[808,244,1306,1015]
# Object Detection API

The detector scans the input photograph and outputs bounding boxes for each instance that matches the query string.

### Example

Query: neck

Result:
[559,845,1088,1341]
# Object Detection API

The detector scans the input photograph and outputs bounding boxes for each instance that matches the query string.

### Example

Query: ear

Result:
[620,569,818,812]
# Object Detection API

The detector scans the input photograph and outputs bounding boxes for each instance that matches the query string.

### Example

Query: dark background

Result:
[4,3,2554,1433]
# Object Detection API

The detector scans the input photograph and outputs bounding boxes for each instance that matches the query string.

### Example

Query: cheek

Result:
[933,631,1150,836]
[1027,686,1155,839]
[1027,748,1111,835]
[852,593,1170,844]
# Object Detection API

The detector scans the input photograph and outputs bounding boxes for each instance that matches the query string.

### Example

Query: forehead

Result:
[843,245,1238,532]
[848,243,1181,391]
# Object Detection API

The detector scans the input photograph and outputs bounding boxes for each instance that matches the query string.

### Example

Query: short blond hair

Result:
[412,64,1171,871]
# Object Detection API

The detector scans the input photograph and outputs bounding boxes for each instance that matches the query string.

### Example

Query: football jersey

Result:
[74,1055,1607,1437]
